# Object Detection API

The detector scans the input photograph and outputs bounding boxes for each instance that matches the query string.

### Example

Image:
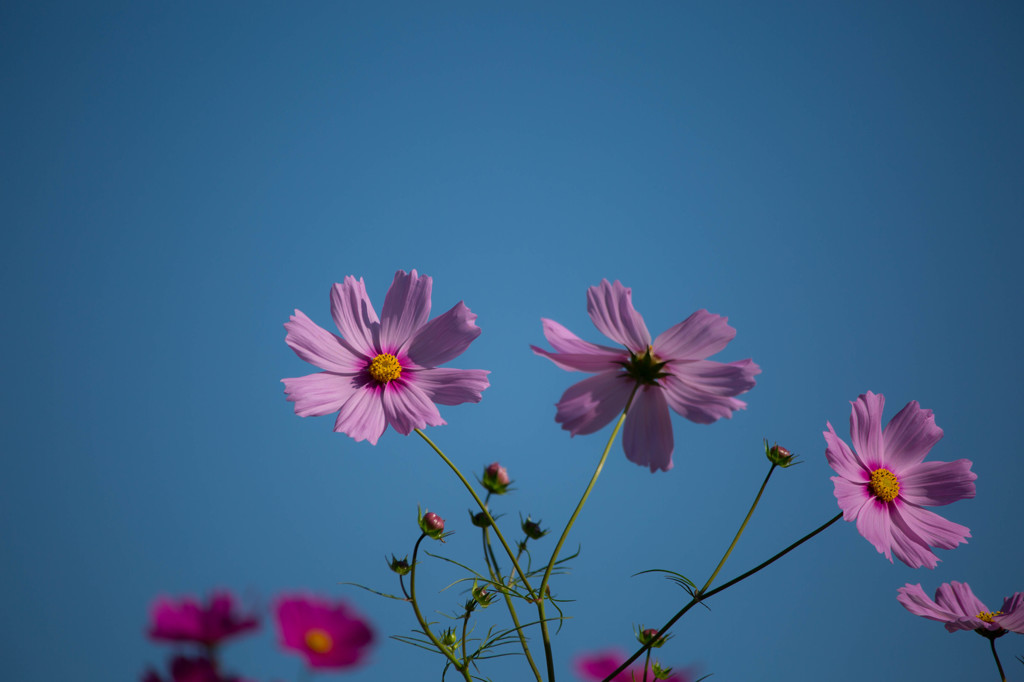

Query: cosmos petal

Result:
[285,310,365,373]
[381,270,432,351]
[282,373,359,417]
[899,459,976,506]
[882,399,944,470]
[622,386,674,472]
[382,381,445,435]
[554,372,634,436]
[653,309,737,360]
[586,279,651,352]
[413,368,490,406]
[330,277,381,357]
[850,391,885,467]
[406,301,481,368]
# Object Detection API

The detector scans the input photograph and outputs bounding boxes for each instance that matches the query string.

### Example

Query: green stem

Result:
[990,637,1006,682]
[537,383,640,682]
[697,463,776,595]
[601,512,843,682]
[415,429,537,599]
[642,648,652,682]
[409,533,471,681]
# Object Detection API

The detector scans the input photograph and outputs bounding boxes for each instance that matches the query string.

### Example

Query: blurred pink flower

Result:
[825,391,976,568]
[148,592,258,646]
[532,279,759,471]
[575,649,692,682]
[283,270,489,444]
[898,581,1024,634]
[275,595,374,669]
[141,656,253,682]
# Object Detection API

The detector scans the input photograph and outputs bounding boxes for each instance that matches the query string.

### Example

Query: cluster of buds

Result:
[418,508,447,541]
[764,439,798,468]
[481,462,511,495]
[636,626,671,648]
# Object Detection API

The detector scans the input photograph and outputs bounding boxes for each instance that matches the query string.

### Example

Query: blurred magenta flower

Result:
[283,270,489,445]
[825,391,976,569]
[574,649,691,681]
[898,582,1024,634]
[275,595,374,669]
[142,656,253,682]
[532,279,759,471]
[148,592,258,646]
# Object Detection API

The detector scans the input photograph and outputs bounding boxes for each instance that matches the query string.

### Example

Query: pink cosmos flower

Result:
[575,649,692,682]
[825,391,977,569]
[148,592,259,646]
[283,270,490,445]
[531,279,759,472]
[898,582,1024,634]
[275,595,374,669]
[141,656,254,682]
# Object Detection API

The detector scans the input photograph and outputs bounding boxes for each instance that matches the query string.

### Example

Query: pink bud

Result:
[423,512,445,532]
[485,462,510,486]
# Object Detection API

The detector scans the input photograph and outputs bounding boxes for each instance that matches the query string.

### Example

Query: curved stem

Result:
[537,383,640,682]
[642,648,652,682]
[990,637,1006,682]
[697,463,776,595]
[601,512,843,682]
[415,429,536,598]
[409,533,471,681]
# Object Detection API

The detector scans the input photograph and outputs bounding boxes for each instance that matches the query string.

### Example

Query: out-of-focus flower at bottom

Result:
[141,656,254,682]
[148,591,259,646]
[276,595,375,669]
[575,649,694,682]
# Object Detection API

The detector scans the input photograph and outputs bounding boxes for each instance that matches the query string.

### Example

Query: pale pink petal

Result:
[668,359,759,396]
[382,382,445,435]
[653,309,737,360]
[380,270,432,351]
[887,506,941,569]
[995,593,1024,633]
[333,385,387,445]
[935,582,988,622]
[897,584,963,624]
[406,301,481,368]
[882,400,944,470]
[899,459,977,506]
[285,310,365,373]
[660,372,747,424]
[530,319,627,372]
[824,422,870,481]
[622,386,674,472]
[330,277,381,357]
[831,476,871,520]
[554,372,635,436]
[893,502,970,552]
[586,280,651,352]
[855,498,896,562]
[413,368,490,406]
[282,373,359,417]
[850,391,885,467]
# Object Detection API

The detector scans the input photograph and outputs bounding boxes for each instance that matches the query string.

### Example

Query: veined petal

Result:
[406,301,481,368]
[995,594,1024,634]
[855,498,896,562]
[893,502,970,551]
[882,400,944,470]
[824,422,870,481]
[660,372,747,424]
[897,584,963,624]
[886,504,942,569]
[382,381,445,435]
[935,582,989,622]
[832,475,871,520]
[285,310,365,373]
[413,368,490,406]
[333,384,387,445]
[531,345,628,373]
[554,372,635,436]
[899,459,977,506]
[850,391,885,467]
[540,318,625,356]
[653,309,736,360]
[667,359,759,396]
[282,373,359,417]
[381,270,432,351]
[331,277,381,357]
[586,280,651,352]
[622,386,674,472]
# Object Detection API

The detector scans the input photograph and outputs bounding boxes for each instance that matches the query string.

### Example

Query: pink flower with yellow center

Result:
[825,391,977,569]
[282,270,489,444]
[275,595,374,669]
[532,279,759,472]
[897,581,1024,634]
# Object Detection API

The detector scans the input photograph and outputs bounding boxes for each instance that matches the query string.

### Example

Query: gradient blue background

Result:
[3,2,1023,681]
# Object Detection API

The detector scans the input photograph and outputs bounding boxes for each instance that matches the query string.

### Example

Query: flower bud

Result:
[482,462,511,495]
[764,439,798,467]
[521,516,548,540]
[441,627,459,650]
[418,508,446,540]
[637,626,670,648]
[469,510,491,528]
[472,580,496,608]
[387,554,412,576]
[652,661,674,680]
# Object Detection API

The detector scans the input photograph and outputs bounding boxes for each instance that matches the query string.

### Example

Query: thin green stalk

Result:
[415,429,537,599]
[697,463,776,595]
[990,637,1006,682]
[642,648,652,682]
[601,512,843,682]
[537,383,640,682]
[409,533,471,681]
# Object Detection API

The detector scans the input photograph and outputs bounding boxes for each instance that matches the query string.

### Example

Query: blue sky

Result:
[2,2,1023,681]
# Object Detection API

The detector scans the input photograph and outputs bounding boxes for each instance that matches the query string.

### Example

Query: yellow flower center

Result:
[977,610,1003,623]
[368,353,402,383]
[304,628,333,654]
[868,468,900,502]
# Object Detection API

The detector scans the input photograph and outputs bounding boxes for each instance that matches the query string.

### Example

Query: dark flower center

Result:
[622,345,669,386]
